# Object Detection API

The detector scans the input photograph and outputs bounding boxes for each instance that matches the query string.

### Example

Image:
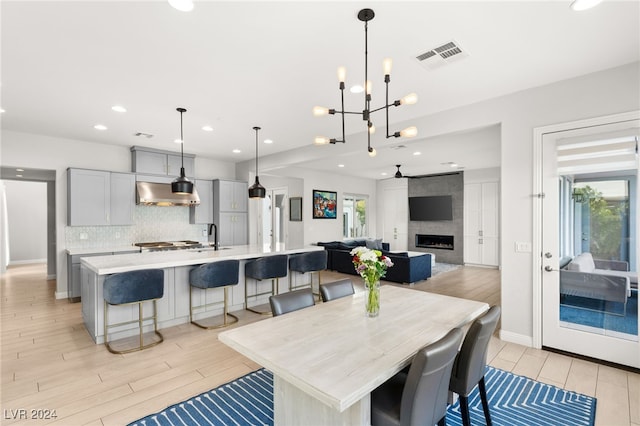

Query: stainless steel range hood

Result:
[136,181,200,206]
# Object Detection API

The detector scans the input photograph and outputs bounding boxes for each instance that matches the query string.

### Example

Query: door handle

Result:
[544,252,552,258]
[544,265,559,272]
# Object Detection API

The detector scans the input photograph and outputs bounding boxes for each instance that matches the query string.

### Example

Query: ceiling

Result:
[2,1,639,180]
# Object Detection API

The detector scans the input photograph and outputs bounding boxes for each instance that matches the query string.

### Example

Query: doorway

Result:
[261,187,288,250]
[0,167,56,279]
[534,112,639,368]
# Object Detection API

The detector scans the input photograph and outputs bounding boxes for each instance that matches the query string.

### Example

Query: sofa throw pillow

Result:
[365,238,383,250]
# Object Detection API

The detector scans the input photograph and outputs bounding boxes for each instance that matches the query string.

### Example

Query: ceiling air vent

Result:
[134,132,154,139]
[416,40,468,70]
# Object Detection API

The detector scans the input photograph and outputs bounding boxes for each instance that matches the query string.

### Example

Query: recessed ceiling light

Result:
[16,168,24,172]
[264,139,273,144]
[350,85,364,93]
[168,0,194,12]
[0,108,5,113]
[16,174,23,178]
[570,0,602,11]
[338,164,345,168]
[449,163,459,168]
[94,124,107,131]
[381,172,388,176]
[174,138,183,144]
[202,125,214,132]
[232,149,241,154]
[111,105,127,113]
[413,151,421,156]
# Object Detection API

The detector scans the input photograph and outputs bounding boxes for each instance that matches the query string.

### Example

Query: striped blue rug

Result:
[129,366,596,426]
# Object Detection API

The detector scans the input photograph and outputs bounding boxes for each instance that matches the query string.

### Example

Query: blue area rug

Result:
[129,366,596,426]
[560,291,638,336]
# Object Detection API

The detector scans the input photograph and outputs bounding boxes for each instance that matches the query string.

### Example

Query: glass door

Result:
[541,119,639,368]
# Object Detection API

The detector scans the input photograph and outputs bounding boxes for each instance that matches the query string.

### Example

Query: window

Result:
[342,194,368,239]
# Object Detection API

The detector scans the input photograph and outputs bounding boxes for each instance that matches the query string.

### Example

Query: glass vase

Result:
[364,279,380,317]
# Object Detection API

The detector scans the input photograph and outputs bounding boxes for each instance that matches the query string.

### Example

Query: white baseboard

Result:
[9,258,47,265]
[55,290,68,300]
[499,329,534,347]
[47,274,56,280]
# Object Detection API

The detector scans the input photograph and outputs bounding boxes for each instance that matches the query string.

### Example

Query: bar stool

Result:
[288,250,327,300]
[244,254,288,315]
[189,260,240,329]
[103,269,164,354]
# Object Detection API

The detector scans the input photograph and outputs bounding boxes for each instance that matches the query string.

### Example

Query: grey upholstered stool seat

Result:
[103,269,164,354]
[319,278,355,302]
[189,260,240,329]
[371,328,463,426]
[244,254,288,315]
[288,250,327,299]
[449,306,501,426]
[269,288,315,316]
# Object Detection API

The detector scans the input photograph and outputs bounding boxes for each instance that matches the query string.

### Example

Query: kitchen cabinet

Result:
[463,182,499,266]
[189,179,213,224]
[131,145,195,178]
[218,212,248,247]
[68,250,138,301]
[214,180,248,212]
[67,168,135,226]
[213,180,248,246]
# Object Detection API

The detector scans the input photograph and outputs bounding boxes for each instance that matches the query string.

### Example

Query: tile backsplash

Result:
[65,205,208,249]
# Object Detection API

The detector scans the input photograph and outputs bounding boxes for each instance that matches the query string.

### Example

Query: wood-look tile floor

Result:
[1,263,638,426]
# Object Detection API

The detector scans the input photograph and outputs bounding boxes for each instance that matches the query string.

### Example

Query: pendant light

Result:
[394,164,403,179]
[171,107,194,194]
[248,126,266,199]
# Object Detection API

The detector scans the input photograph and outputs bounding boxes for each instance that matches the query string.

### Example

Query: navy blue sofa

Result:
[317,239,432,284]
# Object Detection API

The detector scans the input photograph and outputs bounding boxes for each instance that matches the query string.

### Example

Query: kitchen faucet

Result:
[208,223,219,250]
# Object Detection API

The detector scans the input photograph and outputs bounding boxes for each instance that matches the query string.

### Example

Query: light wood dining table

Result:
[219,284,489,425]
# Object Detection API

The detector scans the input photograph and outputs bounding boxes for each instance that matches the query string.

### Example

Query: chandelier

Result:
[313,8,418,157]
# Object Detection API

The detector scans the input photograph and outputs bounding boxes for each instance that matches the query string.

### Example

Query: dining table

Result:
[219,284,489,425]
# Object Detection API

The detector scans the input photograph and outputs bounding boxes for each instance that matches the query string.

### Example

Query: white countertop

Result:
[66,246,141,256]
[80,244,324,275]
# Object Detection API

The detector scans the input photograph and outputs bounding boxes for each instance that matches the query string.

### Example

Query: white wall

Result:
[0,130,237,297]
[2,180,48,264]
[236,164,378,246]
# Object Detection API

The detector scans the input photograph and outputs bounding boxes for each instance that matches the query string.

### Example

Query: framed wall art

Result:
[312,189,337,219]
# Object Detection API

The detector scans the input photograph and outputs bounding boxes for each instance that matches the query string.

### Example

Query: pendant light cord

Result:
[253,126,261,176]
[180,109,185,170]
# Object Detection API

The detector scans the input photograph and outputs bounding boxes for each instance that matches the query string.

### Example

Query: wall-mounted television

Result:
[408,195,453,221]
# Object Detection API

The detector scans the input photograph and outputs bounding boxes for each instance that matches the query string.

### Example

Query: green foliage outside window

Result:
[574,185,628,260]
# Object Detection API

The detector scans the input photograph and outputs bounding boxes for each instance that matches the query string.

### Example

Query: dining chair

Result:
[319,278,354,302]
[269,288,315,316]
[371,328,464,426]
[449,305,501,426]
[189,260,240,329]
[103,268,164,354]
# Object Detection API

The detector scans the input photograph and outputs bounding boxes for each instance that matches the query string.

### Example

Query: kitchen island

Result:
[81,244,324,344]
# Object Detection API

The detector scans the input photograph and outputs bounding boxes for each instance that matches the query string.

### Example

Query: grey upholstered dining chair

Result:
[319,278,354,302]
[189,260,240,329]
[269,288,315,316]
[371,328,464,426]
[103,268,164,354]
[449,305,501,426]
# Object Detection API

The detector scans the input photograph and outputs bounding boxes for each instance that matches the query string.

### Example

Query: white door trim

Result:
[532,110,640,349]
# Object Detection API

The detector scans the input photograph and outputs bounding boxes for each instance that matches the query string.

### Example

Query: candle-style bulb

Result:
[314,136,330,145]
[313,106,329,116]
[400,126,418,138]
[400,93,418,105]
[383,58,392,76]
[366,80,372,95]
[337,67,346,83]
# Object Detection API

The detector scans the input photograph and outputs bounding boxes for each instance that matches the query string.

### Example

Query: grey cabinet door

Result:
[189,179,213,224]
[135,150,167,175]
[110,172,135,225]
[167,154,195,177]
[68,169,110,226]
